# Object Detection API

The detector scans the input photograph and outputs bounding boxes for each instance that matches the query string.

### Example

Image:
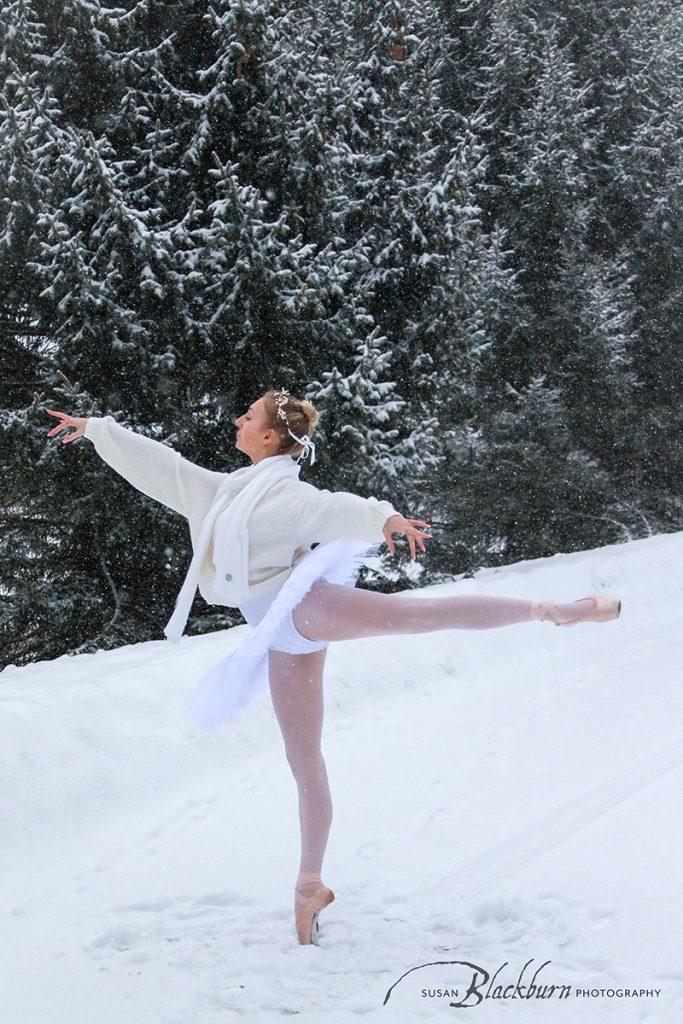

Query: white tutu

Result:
[182,537,380,733]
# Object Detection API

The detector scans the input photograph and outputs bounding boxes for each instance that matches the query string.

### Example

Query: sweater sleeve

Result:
[83,416,225,519]
[292,480,400,547]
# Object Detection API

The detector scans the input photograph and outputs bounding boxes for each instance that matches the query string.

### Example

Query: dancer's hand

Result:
[383,514,432,560]
[45,409,88,443]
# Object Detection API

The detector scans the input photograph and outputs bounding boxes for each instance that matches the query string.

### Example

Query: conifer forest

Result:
[1,0,681,666]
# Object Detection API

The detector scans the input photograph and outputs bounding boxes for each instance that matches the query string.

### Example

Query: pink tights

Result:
[291,579,594,641]
[269,581,594,906]
[268,646,331,913]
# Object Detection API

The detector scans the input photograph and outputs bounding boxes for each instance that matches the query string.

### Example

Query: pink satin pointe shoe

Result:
[295,885,335,945]
[531,595,622,627]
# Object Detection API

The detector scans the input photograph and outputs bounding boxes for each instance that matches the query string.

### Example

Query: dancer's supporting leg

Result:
[268,647,333,916]
[291,580,597,643]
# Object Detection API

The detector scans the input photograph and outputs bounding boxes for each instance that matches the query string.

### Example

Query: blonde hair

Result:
[262,388,320,460]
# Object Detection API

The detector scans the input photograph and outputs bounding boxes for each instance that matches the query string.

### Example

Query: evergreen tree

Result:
[600,0,683,510]
[1,0,680,667]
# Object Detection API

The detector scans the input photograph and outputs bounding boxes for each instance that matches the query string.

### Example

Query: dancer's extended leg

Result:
[268,647,333,916]
[291,580,597,643]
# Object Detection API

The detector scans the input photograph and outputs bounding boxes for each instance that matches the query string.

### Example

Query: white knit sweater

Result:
[83,416,399,607]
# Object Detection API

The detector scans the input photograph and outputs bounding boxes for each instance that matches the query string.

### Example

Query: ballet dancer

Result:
[45,389,621,945]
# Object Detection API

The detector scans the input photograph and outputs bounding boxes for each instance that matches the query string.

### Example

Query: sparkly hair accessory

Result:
[275,388,316,465]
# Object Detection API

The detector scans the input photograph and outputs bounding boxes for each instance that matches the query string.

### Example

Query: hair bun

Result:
[299,399,320,431]
[262,388,320,460]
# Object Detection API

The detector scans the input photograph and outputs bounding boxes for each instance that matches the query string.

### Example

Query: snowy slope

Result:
[1,532,681,1023]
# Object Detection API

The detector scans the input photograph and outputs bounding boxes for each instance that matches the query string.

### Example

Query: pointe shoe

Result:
[531,595,622,627]
[295,885,335,945]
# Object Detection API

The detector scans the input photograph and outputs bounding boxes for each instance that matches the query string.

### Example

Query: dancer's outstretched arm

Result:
[291,478,432,556]
[46,409,224,519]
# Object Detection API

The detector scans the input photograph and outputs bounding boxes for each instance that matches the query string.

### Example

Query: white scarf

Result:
[164,453,301,644]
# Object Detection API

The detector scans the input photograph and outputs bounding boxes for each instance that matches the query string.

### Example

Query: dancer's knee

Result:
[285,747,325,779]
[390,593,434,634]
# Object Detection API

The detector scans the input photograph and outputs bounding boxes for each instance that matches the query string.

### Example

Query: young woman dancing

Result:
[46,389,621,946]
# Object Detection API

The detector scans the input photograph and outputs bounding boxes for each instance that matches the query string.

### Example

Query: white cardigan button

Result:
[225,572,232,581]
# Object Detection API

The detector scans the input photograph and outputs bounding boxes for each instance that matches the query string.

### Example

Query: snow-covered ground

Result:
[1,532,681,1023]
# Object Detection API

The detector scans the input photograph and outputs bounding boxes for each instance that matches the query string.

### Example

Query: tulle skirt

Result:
[182,537,381,733]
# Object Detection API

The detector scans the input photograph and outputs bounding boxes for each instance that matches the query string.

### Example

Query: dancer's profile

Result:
[46,389,621,945]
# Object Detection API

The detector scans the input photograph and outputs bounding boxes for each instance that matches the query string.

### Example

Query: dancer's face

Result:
[234,396,280,464]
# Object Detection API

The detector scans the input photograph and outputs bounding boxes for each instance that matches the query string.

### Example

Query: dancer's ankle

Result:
[296,870,322,895]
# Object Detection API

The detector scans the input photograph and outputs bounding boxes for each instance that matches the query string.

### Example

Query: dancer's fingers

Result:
[46,410,87,442]
[383,516,431,558]
[407,520,432,540]
[48,422,70,436]
[410,526,428,551]
[46,409,71,435]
